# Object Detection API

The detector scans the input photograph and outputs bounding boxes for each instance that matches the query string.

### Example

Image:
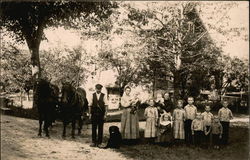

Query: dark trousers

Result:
[184,120,193,144]
[194,131,204,146]
[212,134,220,146]
[204,126,211,145]
[91,116,104,144]
[221,121,230,145]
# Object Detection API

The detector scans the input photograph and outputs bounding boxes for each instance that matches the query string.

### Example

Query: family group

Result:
[89,84,233,149]
[144,97,233,149]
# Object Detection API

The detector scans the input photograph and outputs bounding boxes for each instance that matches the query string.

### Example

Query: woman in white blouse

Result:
[120,86,140,143]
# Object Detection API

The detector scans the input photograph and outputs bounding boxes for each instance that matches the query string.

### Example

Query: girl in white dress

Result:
[144,99,158,143]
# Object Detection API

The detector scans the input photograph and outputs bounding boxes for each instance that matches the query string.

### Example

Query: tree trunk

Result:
[173,70,181,104]
[31,46,41,110]
[26,39,41,110]
[152,68,156,97]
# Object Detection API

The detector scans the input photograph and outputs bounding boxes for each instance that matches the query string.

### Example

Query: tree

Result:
[219,55,249,93]
[123,2,245,100]
[40,46,90,88]
[79,6,147,94]
[0,1,117,108]
[1,42,32,93]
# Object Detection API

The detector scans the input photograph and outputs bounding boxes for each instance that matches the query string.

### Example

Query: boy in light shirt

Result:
[211,116,223,149]
[218,100,233,145]
[201,105,213,146]
[191,113,205,147]
[184,97,197,145]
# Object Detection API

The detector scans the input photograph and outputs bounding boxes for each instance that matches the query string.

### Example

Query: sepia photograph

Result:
[0,1,249,160]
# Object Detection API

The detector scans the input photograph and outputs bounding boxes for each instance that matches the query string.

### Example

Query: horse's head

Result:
[36,78,51,97]
[61,83,74,104]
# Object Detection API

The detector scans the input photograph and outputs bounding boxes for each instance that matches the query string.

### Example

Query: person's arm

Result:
[218,109,221,121]
[172,110,175,121]
[104,94,108,119]
[207,125,211,135]
[155,108,159,119]
[155,108,159,124]
[229,110,233,120]
[203,121,206,133]
[183,110,186,121]
[144,108,148,118]
[219,123,223,138]
[191,120,195,135]
[88,94,93,119]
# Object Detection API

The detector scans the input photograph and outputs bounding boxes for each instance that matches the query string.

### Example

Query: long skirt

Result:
[156,124,173,143]
[144,117,157,138]
[173,120,185,139]
[121,108,140,139]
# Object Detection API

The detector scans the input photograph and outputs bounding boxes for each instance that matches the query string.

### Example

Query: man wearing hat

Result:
[89,84,108,147]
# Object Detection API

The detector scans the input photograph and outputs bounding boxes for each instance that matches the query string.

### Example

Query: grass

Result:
[112,126,249,160]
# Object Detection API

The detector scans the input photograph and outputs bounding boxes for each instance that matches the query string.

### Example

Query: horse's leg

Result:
[43,114,50,138]
[62,120,66,138]
[71,118,76,139]
[44,120,50,138]
[78,116,83,135]
[38,118,42,136]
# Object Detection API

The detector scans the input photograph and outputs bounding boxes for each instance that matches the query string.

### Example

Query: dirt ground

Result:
[1,114,249,160]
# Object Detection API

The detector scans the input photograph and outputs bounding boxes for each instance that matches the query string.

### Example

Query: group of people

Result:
[143,97,233,149]
[88,84,234,149]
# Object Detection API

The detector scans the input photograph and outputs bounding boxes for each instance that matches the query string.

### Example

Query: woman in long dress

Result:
[120,86,140,144]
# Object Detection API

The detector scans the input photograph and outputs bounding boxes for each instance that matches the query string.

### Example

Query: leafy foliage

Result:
[122,2,231,98]
[1,43,32,92]
[0,1,118,43]
[40,46,90,88]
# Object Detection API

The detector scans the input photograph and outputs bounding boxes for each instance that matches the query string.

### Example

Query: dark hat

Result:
[95,84,103,89]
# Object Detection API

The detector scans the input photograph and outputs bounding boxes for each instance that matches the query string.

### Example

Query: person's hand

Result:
[219,135,222,139]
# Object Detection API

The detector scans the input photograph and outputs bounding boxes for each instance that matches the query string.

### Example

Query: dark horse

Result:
[35,79,59,137]
[60,83,88,138]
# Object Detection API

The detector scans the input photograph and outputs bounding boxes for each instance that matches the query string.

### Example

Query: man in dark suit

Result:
[89,84,108,147]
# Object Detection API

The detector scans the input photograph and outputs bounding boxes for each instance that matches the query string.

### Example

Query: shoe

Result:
[90,143,97,147]
[97,143,106,148]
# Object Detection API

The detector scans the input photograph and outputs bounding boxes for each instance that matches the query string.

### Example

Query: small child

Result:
[191,113,205,146]
[201,105,213,146]
[155,108,173,145]
[184,97,197,144]
[218,100,233,145]
[130,92,140,114]
[173,100,186,143]
[211,116,223,149]
[144,99,158,143]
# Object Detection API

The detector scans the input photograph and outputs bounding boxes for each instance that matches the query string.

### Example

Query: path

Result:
[0,115,132,160]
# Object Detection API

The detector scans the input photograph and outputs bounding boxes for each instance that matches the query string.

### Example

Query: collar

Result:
[187,104,194,107]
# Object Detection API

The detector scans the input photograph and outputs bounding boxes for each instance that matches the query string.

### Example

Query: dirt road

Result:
[1,114,249,160]
[0,115,132,160]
